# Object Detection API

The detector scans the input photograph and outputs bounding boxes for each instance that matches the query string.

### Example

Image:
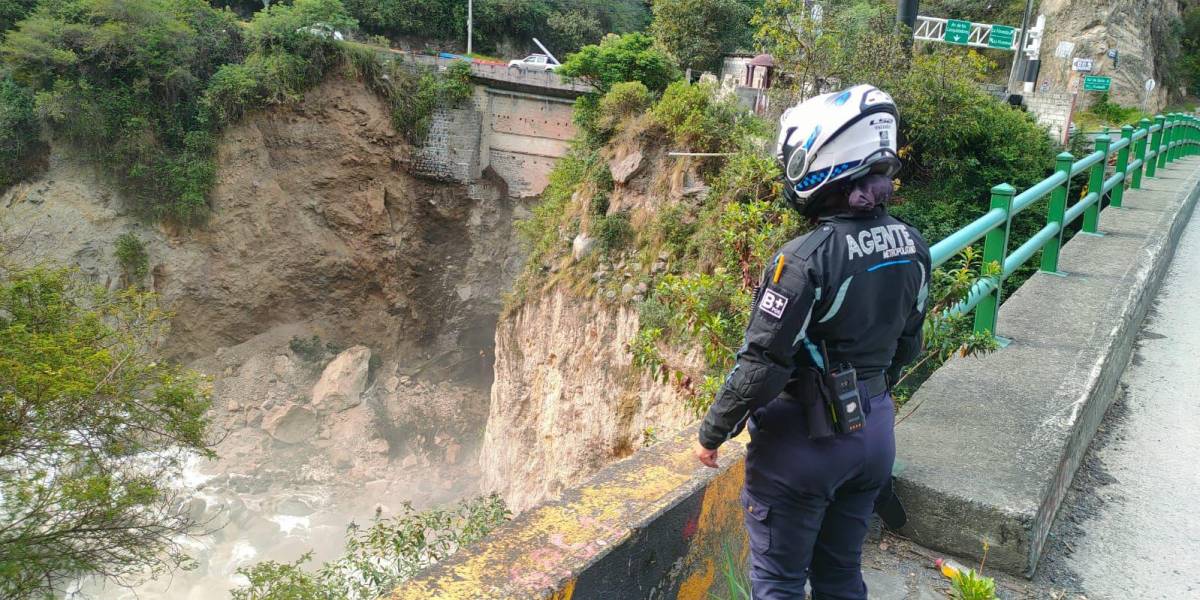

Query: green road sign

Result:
[988,25,1015,49]
[945,19,971,45]
[1084,75,1112,92]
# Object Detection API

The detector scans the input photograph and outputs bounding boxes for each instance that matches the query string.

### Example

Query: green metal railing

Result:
[929,113,1200,337]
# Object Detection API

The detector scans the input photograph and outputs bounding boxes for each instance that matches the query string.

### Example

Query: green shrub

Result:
[288,334,342,364]
[1182,7,1200,96]
[651,81,755,154]
[589,191,610,216]
[597,80,652,131]
[0,267,212,597]
[594,212,633,254]
[2,0,252,224]
[950,568,997,600]
[1085,92,1151,126]
[0,75,43,190]
[0,0,36,35]
[558,32,680,94]
[114,233,149,284]
[1,0,366,225]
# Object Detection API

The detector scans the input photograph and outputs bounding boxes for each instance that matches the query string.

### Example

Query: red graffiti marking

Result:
[682,511,700,539]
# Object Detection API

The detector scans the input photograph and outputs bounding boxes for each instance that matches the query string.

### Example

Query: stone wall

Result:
[1022,91,1075,143]
[408,107,482,183]
[410,86,575,198]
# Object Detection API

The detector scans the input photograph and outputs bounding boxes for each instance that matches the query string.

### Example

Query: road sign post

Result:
[944,19,971,44]
[1084,77,1108,92]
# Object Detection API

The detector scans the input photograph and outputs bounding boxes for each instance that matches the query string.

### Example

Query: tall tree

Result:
[0,265,213,597]
[650,0,755,74]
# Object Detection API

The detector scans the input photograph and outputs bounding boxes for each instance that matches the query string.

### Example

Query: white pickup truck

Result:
[507,54,559,74]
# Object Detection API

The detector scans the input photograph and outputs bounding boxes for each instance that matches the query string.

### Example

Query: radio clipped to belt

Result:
[798,342,866,439]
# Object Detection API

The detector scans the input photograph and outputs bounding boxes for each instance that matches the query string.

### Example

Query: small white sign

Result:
[1145,78,1156,92]
[1055,40,1076,58]
[1072,58,1094,72]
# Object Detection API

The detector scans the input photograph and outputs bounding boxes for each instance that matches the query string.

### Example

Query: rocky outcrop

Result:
[480,288,699,513]
[1038,0,1193,111]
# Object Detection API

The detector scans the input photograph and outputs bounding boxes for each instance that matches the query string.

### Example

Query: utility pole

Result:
[467,0,473,55]
[896,0,919,31]
[1007,0,1035,92]
[896,0,919,50]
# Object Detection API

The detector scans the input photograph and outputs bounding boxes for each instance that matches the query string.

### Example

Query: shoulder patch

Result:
[758,287,789,319]
[789,224,835,260]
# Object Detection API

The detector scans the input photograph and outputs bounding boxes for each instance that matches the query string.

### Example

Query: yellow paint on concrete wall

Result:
[674,457,748,599]
[390,427,750,600]
[549,579,576,600]
[676,559,715,600]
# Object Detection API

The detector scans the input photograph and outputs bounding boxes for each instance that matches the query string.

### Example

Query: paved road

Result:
[1062,202,1200,598]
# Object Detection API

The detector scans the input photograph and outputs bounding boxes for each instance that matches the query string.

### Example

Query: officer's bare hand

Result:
[693,441,719,469]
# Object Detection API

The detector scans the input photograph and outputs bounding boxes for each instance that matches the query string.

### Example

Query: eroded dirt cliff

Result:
[3,75,525,597]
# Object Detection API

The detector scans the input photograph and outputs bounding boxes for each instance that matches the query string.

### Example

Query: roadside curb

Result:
[894,157,1200,576]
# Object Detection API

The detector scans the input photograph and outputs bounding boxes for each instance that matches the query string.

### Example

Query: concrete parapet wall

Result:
[895,157,1200,576]
[390,426,749,600]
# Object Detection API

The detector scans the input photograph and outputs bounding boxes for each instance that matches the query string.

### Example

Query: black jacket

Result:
[698,209,931,450]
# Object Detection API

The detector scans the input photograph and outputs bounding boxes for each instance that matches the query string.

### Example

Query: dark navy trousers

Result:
[741,388,896,600]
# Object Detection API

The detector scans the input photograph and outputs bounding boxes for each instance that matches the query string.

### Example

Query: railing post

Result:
[1148,115,1164,177]
[1156,114,1170,170]
[1182,114,1188,160]
[1083,134,1109,234]
[1165,113,1175,164]
[1171,112,1180,162]
[1111,125,1133,208]
[1192,115,1198,157]
[1132,118,1150,188]
[975,183,1014,336]
[1041,152,1074,273]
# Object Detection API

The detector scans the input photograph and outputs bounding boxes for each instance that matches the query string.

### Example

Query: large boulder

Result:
[262,403,318,444]
[312,345,372,411]
[572,234,596,261]
[609,149,644,185]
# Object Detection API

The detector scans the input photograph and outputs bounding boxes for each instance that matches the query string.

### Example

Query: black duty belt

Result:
[858,374,889,399]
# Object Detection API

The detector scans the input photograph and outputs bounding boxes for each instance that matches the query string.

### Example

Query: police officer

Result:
[692,84,931,600]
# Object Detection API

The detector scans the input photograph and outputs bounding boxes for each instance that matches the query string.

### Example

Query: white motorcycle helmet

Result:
[775,84,902,214]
